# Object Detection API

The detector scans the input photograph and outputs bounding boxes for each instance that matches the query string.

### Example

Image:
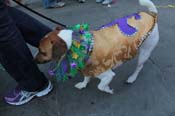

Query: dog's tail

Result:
[139,0,158,13]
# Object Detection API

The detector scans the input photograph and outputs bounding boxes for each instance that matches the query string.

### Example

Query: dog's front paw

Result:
[75,82,87,89]
[98,85,114,94]
[126,76,137,84]
[104,87,114,94]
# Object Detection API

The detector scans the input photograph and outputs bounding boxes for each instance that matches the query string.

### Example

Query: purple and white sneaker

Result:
[4,81,53,105]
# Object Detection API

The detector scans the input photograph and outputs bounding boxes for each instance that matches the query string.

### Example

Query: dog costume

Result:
[51,11,157,80]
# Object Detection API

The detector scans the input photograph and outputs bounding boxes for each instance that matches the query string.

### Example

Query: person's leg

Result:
[8,7,52,47]
[0,2,48,92]
[0,2,53,105]
[42,0,65,8]
[42,0,55,8]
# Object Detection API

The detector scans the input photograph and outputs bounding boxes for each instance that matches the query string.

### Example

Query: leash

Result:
[12,0,68,28]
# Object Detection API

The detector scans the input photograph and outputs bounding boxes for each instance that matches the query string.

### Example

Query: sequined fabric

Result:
[82,12,157,77]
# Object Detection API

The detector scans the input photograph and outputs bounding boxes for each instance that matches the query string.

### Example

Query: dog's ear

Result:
[51,38,67,60]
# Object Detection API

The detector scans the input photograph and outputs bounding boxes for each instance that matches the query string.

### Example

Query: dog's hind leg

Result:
[127,24,159,84]
[75,76,90,89]
[97,69,115,94]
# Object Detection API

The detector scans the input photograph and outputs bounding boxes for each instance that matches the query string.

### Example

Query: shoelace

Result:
[19,91,34,101]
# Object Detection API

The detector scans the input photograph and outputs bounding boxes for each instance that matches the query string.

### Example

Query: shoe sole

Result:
[6,81,53,106]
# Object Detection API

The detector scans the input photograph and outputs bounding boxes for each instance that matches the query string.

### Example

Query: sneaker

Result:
[46,2,66,8]
[56,2,66,7]
[4,81,53,106]
[96,0,103,3]
[102,0,112,5]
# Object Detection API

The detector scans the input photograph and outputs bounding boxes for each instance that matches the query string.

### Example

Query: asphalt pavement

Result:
[0,0,175,116]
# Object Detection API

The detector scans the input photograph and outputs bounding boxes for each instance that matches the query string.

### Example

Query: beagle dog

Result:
[35,0,159,94]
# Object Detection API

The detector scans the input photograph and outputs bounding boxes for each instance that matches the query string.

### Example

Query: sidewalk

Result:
[1,0,175,116]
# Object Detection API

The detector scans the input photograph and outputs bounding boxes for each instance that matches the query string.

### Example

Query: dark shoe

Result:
[4,81,53,105]
[78,0,86,3]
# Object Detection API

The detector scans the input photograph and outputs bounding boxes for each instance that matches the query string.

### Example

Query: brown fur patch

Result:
[35,30,67,63]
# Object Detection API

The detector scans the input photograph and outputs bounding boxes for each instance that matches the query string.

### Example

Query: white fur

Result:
[75,70,115,94]
[75,77,90,89]
[139,0,158,13]
[97,69,115,94]
[58,30,73,49]
[127,24,159,83]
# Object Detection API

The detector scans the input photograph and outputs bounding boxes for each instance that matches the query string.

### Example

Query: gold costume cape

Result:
[82,12,157,77]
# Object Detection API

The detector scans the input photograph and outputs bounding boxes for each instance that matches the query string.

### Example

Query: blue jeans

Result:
[42,0,59,8]
[0,2,52,92]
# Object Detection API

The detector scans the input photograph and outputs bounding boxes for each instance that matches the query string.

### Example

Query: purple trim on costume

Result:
[97,13,141,36]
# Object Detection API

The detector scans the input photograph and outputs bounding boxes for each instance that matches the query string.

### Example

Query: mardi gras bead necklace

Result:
[48,24,93,81]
